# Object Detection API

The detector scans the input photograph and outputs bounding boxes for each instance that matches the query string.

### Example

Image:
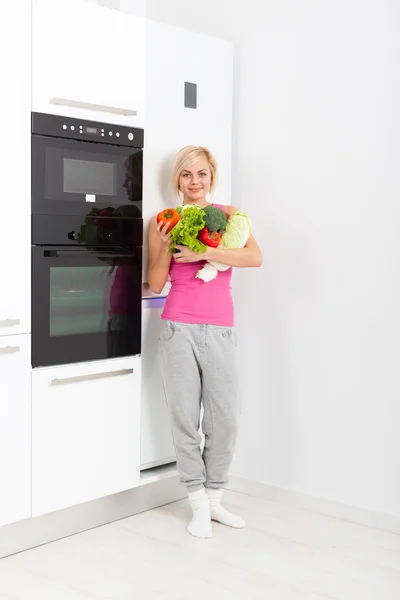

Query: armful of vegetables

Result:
[155,204,251,282]
[195,211,252,282]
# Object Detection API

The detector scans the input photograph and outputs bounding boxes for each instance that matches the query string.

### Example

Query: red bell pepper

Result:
[157,208,181,233]
[198,227,221,248]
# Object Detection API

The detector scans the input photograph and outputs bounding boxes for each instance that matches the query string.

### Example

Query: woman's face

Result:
[179,158,212,203]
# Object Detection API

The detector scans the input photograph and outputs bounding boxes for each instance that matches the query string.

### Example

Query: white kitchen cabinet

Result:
[0,335,31,527]
[141,297,175,469]
[142,20,233,279]
[32,356,141,516]
[32,0,145,127]
[0,1,31,336]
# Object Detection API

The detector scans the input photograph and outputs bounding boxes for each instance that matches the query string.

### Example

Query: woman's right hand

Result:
[155,218,172,248]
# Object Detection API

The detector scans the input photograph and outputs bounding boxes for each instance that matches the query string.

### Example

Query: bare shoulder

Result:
[224,206,259,248]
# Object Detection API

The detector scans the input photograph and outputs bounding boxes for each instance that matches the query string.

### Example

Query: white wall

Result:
[146,0,400,519]
[146,0,238,40]
[84,0,146,16]
[231,0,400,519]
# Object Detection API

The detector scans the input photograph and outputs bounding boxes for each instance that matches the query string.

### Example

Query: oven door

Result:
[32,135,143,217]
[32,246,142,368]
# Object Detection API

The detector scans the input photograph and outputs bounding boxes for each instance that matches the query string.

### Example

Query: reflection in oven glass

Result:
[48,256,142,359]
[123,151,142,203]
[106,260,142,358]
[42,146,142,214]
[50,266,112,337]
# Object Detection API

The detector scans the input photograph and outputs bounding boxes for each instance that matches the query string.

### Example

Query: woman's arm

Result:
[205,233,262,268]
[147,218,172,294]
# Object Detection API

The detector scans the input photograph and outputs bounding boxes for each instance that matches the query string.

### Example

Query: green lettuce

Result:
[176,203,201,216]
[169,206,207,254]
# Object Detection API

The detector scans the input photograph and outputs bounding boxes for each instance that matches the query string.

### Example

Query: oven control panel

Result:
[32,112,144,149]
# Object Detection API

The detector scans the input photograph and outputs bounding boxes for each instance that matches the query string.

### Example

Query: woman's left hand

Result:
[173,245,206,263]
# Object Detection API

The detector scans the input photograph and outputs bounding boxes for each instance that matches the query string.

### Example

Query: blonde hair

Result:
[172,146,217,197]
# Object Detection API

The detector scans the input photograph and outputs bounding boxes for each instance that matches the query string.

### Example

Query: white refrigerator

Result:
[140,295,176,470]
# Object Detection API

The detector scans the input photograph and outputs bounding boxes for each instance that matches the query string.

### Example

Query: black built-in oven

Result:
[31,113,144,368]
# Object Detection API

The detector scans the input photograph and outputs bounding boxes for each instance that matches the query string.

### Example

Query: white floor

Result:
[0,491,399,600]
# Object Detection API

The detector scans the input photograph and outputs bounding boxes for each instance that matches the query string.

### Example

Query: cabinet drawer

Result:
[0,335,31,527]
[32,356,141,516]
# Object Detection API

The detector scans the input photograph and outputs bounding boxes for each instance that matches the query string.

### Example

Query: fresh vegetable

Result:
[220,212,251,249]
[169,206,207,254]
[196,211,252,282]
[99,207,114,217]
[198,227,221,248]
[202,205,227,233]
[157,208,181,233]
[176,203,201,216]
[113,205,140,218]
[88,207,100,216]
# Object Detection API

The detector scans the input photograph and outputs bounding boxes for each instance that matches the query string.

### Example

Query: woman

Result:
[147,146,262,538]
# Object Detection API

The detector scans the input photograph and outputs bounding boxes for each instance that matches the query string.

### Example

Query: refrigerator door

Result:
[140,296,175,469]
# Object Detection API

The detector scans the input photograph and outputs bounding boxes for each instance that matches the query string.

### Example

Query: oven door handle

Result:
[44,250,137,259]
[50,368,134,386]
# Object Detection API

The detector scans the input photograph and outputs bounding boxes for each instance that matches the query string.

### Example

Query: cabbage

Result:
[220,212,251,248]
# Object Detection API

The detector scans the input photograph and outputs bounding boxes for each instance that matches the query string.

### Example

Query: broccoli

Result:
[203,205,227,232]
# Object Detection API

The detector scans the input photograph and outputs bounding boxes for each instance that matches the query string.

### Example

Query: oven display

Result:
[85,126,98,135]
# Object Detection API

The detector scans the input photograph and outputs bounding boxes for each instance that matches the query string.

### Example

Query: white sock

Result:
[187,488,212,538]
[206,488,246,529]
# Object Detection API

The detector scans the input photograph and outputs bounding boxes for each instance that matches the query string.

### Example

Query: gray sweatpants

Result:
[158,320,240,493]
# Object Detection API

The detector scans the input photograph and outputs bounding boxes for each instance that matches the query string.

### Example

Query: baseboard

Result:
[227,475,400,535]
[0,473,184,559]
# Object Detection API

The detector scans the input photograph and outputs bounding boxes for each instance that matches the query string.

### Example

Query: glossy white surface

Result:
[0,0,31,336]
[141,297,175,469]
[0,335,31,527]
[32,0,145,127]
[32,357,142,516]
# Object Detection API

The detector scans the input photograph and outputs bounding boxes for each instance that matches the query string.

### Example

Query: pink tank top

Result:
[162,204,234,326]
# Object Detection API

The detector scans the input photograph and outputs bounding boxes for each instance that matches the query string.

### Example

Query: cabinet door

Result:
[0,335,31,527]
[143,21,233,279]
[32,0,145,127]
[141,298,175,469]
[0,1,31,336]
[32,356,141,517]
